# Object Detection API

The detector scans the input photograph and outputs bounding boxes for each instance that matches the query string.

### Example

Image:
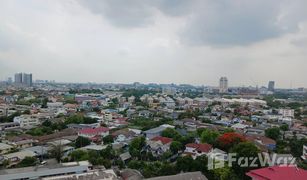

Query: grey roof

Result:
[146,172,208,180]
[24,146,49,156]
[0,143,13,150]
[144,126,167,134]
[120,152,131,161]
[67,123,91,129]
[0,165,89,180]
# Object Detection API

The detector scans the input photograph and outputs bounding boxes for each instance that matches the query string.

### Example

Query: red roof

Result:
[151,136,173,144]
[186,143,213,153]
[186,143,200,149]
[246,166,307,180]
[116,117,128,121]
[79,127,109,135]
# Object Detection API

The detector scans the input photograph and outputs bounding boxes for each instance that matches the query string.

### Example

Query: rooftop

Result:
[151,136,173,145]
[79,127,109,134]
[246,166,307,180]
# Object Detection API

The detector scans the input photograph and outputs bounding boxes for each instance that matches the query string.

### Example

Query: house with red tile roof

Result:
[151,136,173,145]
[184,143,213,159]
[246,166,307,180]
[145,136,173,156]
[78,127,109,139]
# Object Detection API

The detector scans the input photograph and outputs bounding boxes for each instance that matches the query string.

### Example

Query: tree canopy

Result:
[265,127,281,140]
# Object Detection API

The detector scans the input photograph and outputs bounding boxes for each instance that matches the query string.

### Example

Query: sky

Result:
[0,0,307,88]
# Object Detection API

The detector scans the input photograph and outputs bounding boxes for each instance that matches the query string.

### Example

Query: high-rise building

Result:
[219,77,228,93]
[23,73,33,86]
[14,73,33,86]
[7,77,12,84]
[14,73,23,84]
[268,81,275,92]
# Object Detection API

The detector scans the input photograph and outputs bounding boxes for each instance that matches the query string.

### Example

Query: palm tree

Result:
[49,144,63,163]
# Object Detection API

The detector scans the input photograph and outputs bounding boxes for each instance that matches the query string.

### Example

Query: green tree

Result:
[280,124,289,131]
[158,163,178,176]
[103,135,114,144]
[75,136,91,148]
[289,138,307,157]
[230,142,260,179]
[129,136,146,158]
[210,165,238,180]
[42,120,52,127]
[50,144,64,162]
[201,129,220,145]
[191,155,208,173]
[23,109,31,114]
[176,156,194,172]
[265,127,281,140]
[170,141,183,154]
[161,128,182,141]
[70,150,89,161]
[17,157,38,167]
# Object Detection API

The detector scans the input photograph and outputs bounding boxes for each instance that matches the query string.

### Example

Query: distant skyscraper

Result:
[23,73,33,86]
[268,81,275,92]
[219,77,228,93]
[14,73,23,84]
[14,73,33,86]
[7,77,12,84]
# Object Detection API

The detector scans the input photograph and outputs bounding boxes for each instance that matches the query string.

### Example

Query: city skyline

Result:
[0,72,302,90]
[1,0,307,88]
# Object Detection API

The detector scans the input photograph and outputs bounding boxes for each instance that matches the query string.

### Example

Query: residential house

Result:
[207,148,228,162]
[78,127,109,139]
[2,150,37,167]
[302,145,307,161]
[144,124,175,139]
[246,166,307,180]
[245,135,276,151]
[231,123,249,132]
[11,139,34,149]
[146,171,208,180]
[24,146,49,157]
[0,143,14,155]
[112,129,136,143]
[13,115,41,128]
[184,143,213,159]
[0,122,20,131]
[145,136,173,156]
[120,152,132,163]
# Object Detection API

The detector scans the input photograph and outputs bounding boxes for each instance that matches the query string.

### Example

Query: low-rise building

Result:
[144,124,175,139]
[13,115,43,128]
[184,143,213,159]
[0,143,14,155]
[246,166,307,180]
[2,150,37,167]
[145,136,173,156]
[78,127,109,139]
[0,161,93,180]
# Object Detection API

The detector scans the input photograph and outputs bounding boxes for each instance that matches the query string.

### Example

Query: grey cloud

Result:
[291,37,307,47]
[149,0,196,16]
[181,0,285,46]
[182,0,307,46]
[78,0,196,28]
[78,0,155,28]
[79,0,307,46]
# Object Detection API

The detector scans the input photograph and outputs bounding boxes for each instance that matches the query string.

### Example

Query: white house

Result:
[78,127,109,139]
[184,143,213,159]
[279,109,295,118]
[0,143,14,155]
[13,115,41,128]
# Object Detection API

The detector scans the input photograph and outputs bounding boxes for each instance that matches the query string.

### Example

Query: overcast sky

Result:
[0,0,307,88]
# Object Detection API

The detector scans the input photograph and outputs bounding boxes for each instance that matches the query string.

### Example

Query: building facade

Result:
[219,77,228,93]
